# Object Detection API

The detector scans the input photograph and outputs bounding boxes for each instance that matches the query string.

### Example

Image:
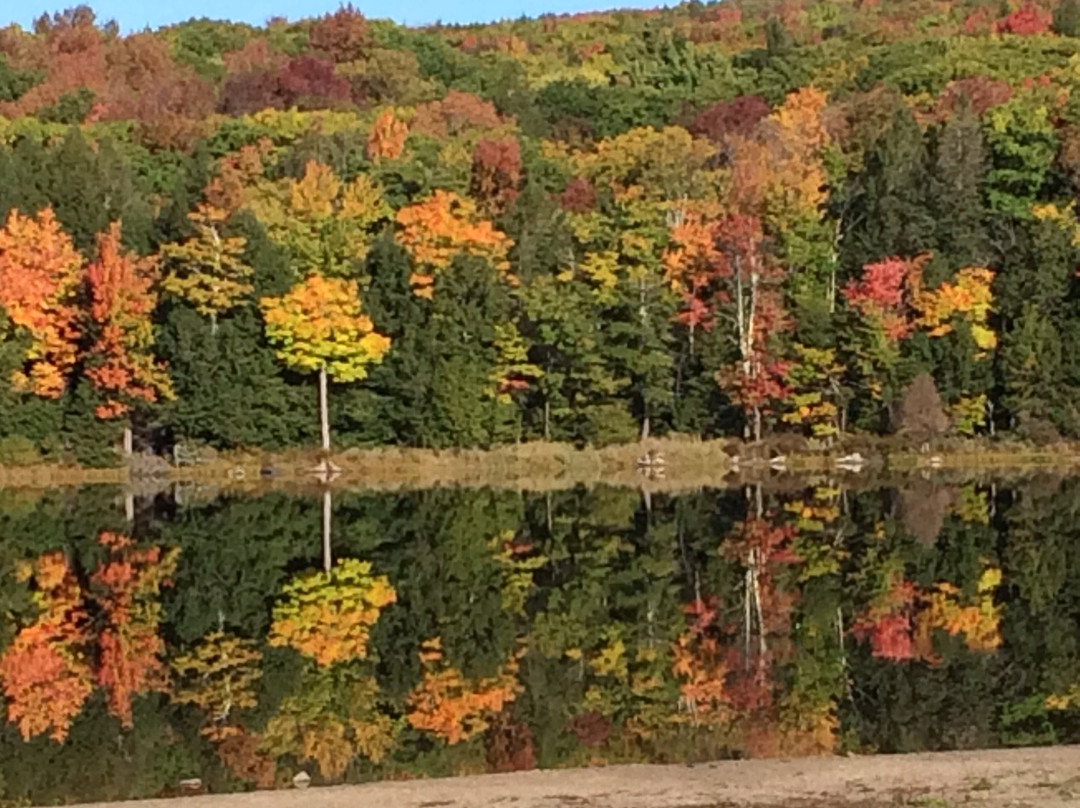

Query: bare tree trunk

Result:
[122,427,133,456]
[828,220,842,315]
[319,367,330,452]
[322,489,332,573]
[735,262,762,442]
[743,565,753,669]
[543,397,551,441]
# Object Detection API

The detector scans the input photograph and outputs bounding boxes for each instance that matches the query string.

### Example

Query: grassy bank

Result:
[3,435,1080,491]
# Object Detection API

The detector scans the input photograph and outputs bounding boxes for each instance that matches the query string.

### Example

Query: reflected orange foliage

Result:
[91,532,179,728]
[0,552,91,742]
[406,637,522,745]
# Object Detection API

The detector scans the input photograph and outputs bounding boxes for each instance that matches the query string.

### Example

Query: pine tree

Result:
[928,101,990,270]
[844,107,936,271]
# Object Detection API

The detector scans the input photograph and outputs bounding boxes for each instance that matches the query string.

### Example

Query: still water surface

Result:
[1,479,1078,804]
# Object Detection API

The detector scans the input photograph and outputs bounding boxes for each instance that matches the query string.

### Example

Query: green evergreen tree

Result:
[844,107,936,271]
[928,101,990,270]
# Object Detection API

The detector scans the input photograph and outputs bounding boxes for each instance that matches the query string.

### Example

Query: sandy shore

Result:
[73,746,1080,808]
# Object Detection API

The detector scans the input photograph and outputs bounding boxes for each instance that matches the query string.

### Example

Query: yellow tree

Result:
[261,667,397,780]
[260,275,390,450]
[160,203,254,333]
[268,558,396,667]
[172,630,264,740]
[247,160,391,278]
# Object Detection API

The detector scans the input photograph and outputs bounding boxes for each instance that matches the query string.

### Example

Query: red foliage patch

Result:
[560,177,598,213]
[996,2,1052,35]
[471,138,522,214]
[411,91,504,138]
[220,55,349,115]
[935,76,1012,119]
[308,4,369,63]
[690,95,771,145]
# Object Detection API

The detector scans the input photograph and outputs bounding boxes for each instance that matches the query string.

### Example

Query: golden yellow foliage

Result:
[268,558,396,667]
[172,631,264,739]
[260,275,391,383]
[395,190,513,295]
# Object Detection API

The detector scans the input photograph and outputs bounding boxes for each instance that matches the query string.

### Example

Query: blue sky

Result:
[1,0,664,32]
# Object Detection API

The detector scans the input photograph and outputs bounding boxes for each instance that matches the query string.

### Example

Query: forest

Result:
[4,0,1080,463]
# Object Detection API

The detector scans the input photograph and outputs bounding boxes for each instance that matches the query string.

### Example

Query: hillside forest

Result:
[5,0,1080,461]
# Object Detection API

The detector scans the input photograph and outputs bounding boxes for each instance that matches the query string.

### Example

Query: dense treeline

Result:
[6,1,1080,461]
[3,481,1080,799]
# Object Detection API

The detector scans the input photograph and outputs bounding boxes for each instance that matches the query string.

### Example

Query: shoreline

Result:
[2,438,1080,491]
[73,746,1080,808]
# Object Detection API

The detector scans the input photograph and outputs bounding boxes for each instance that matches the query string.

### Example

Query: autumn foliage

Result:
[395,190,514,296]
[0,533,178,741]
[406,637,522,744]
[91,532,179,727]
[260,275,391,382]
[0,208,83,398]
[0,552,92,742]
[268,558,396,666]
[366,109,408,161]
[84,223,174,419]
[172,631,264,739]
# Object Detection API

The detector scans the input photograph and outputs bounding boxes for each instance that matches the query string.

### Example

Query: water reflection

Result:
[0,479,1079,803]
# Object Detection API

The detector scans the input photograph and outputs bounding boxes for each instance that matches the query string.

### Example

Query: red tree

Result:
[996,3,1052,35]
[690,95,771,146]
[842,256,915,341]
[308,4,369,63]
[470,138,522,215]
[559,177,597,213]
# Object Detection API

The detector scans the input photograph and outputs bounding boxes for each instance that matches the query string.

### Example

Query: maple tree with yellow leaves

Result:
[172,630,264,740]
[260,275,390,450]
[247,159,391,277]
[160,202,254,332]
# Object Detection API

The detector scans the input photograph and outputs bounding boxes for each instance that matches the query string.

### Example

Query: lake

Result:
[1,478,1078,804]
